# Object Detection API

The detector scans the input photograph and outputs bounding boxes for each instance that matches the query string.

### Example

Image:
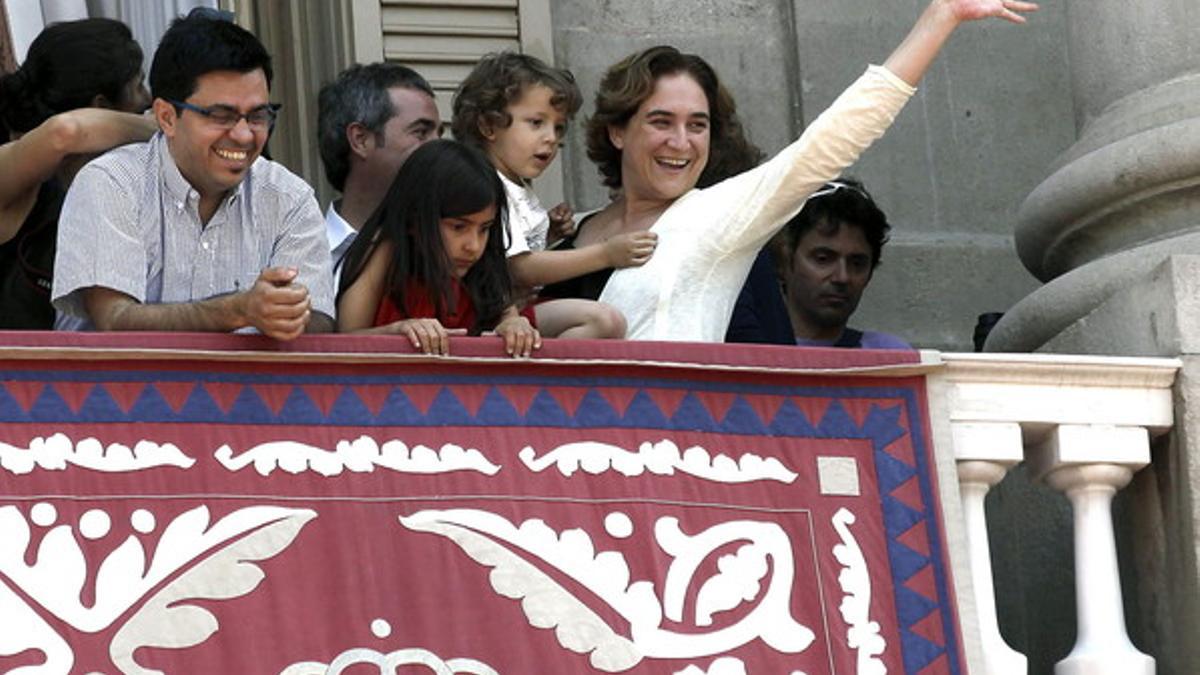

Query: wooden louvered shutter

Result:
[378,0,563,204]
[231,0,561,207]
[380,0,521,123]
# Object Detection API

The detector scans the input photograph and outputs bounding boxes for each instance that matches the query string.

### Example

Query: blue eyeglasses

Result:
[167,99,281,130]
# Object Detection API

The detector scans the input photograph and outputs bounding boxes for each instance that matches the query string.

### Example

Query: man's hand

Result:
[237,267,312,340]
[604,231,658,268]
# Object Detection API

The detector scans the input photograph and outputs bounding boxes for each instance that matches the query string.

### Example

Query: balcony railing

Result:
[932,352,1179,675]
[0,334,1180,673]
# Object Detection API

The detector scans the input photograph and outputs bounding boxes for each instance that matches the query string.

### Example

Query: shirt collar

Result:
[325,201,357,251]
[158,132,248,210]
[497,171,532,192]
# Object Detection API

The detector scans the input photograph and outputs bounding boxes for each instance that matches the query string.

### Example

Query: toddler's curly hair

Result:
[451,52,582,149]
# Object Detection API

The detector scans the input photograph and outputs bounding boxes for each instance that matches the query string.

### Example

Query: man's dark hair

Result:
[149,13,272,103]
[0,18,143,134]
[777,177,891,268]
[317,63,435,191]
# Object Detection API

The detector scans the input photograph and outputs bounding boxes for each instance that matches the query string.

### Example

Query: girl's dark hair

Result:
[451,51,582,151]
[338,140,513,333]
[0,18,143,134]
[586,45,752,189]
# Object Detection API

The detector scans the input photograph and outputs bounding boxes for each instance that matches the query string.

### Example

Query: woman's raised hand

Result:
[885,0,1038,86]
[943,0,1039,24]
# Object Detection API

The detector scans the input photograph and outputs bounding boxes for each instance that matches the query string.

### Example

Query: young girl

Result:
[336,140,540,358]
[452,52,657,340]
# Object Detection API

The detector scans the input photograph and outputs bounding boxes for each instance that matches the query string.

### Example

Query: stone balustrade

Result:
[929,352,1180,675]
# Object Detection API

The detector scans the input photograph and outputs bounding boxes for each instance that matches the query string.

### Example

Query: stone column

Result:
[980,3,1200,672]
[1027,425,1155,675]
[952,422,1027,675]
[986,0,1200,352]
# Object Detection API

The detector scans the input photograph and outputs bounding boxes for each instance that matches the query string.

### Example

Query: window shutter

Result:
[380,0,521,123]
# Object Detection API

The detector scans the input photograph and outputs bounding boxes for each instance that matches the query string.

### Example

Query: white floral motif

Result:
[399,509,815,672]
[281,645,498,675]
[518,439,798,484]
[0,503,314,673]
[0,433,195,474]
[0,579,73,674]
[674,657,748,675]
[215,437,500,477]
[832,508,886,674]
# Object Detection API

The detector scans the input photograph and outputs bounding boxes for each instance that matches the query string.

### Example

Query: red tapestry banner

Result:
[0,333,959,675]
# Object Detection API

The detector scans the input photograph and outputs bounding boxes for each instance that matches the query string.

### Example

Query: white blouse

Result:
[598,65,915,342]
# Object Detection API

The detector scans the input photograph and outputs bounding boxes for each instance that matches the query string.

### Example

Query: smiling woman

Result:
[541,0,1038,342]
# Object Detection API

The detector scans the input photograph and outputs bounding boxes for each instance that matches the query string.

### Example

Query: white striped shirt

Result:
[53,133,335,330]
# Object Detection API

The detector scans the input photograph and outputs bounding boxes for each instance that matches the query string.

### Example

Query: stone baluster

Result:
[1027,424,1154,675]
[952,421,1028,675]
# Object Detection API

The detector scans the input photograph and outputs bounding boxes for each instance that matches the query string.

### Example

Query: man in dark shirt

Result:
[727,178,910,349]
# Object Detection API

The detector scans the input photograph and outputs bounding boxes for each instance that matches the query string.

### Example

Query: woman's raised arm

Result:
[884,0,1038,86]
[0,109,156,243]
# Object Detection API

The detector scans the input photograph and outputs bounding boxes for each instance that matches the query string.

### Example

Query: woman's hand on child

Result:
[511,284,539,310]
[387,318,466,355]
[547,202,576,244]
[605,231,658,268]
[490,315,542,358]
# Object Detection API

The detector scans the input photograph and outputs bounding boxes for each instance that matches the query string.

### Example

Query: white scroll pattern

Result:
[0,433,195,474]
[832,507,887,674]
[0,503,314,674]
[399,508,815,672]
[518,439,798,484]
[214,436,501,477]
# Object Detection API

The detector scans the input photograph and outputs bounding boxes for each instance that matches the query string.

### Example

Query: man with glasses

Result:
[52,13,334,339]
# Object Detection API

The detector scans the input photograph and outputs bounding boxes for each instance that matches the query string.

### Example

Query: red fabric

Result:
[0,335,961,674]
[374,278,475,329]
[0,331,923,371]
[373,277,536,331]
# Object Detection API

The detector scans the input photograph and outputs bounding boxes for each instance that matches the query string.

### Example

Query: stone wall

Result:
[549,0,1076,351]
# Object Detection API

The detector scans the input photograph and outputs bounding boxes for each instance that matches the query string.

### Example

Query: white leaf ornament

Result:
[109,506,315,674]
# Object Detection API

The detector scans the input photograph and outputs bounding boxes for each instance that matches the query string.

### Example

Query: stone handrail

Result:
[928,352,1180,675]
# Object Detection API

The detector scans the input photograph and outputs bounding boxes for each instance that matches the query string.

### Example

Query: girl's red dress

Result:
[373,278,536,330]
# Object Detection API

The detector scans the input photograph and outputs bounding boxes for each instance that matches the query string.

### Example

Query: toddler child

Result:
[452,52,657,339]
